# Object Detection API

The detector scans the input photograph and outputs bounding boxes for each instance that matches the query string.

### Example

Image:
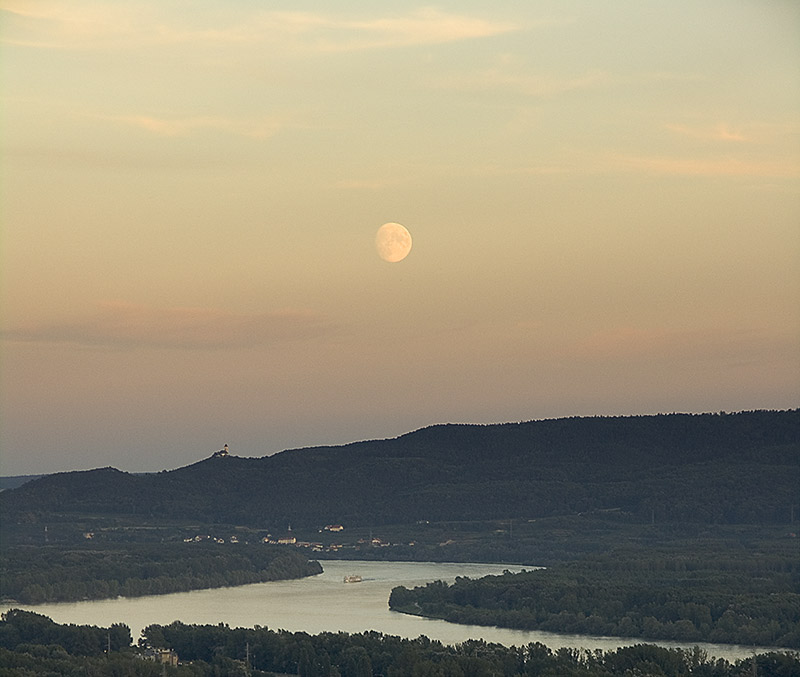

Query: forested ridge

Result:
[2,609,800,677]
[0,544,322,604]
[2,410,798,529]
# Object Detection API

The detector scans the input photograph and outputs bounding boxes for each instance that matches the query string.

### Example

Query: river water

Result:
[1,560,779,661]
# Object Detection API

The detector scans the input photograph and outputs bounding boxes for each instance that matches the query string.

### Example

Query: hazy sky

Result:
[2,1,798,475]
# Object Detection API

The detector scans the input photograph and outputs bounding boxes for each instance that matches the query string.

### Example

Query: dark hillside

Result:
[2,410,797,529]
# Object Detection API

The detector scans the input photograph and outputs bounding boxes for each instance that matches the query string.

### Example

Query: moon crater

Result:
[375,222,412,262]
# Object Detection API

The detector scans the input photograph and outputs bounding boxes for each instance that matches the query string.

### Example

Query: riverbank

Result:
[1,561,788,663]
[389,545,800,649]
[0,543,321,605]
[2,520,797,650]
[4,607,799,677]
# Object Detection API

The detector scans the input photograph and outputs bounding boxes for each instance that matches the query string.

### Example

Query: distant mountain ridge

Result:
[0,475,42,491]
[2,410,798,529]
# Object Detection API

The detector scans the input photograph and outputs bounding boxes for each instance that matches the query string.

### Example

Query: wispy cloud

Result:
[571,326,688,360]
[104,114,285,139]
[1,1,261,49]
[453,149,798,180]
[436,67,611,98]
[333,177,410,190]
[1,303,332,350]
[471,163,570,177]
[432,56,701,99]
[1,2,148,49]
[606,153,800,178]
[294,8,519,51]
[566,325,794,364]
[666,123,748,142]
[1,4,518,51]
[664,120,800,146]
[333,161,569,189]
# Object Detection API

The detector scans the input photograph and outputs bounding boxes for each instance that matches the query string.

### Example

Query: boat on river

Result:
[343,575,362,583]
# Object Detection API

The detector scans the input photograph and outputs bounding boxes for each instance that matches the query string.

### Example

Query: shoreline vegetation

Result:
[1,609,799,677]
[0,544,322,605]
[1,524,797,650]
[389,545,800,650]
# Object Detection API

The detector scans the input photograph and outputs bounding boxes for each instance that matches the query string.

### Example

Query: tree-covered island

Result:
[389,543,800,649]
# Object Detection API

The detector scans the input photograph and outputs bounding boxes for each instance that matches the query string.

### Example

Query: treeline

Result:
[390,547,800,649]
[0,609,132,656]
[142,620,800,676]
[0,610,156,677]
[4,610,800,677]
[0,543,322,604]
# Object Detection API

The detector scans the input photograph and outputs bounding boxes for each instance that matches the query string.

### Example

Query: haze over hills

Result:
[2,410,798,531]
[0,475,42,491]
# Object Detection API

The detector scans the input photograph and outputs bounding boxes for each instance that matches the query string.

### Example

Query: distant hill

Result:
[1,410,797,529]
[0,475,42,491]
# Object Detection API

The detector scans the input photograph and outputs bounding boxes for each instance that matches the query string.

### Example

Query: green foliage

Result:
[0,543,322,604]
[142,620,800,676]
[389,546,800,649]
[2,610,799,676]
[0,609,130,656]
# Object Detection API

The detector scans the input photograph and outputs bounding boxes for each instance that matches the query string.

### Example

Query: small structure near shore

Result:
[142,647,178,666]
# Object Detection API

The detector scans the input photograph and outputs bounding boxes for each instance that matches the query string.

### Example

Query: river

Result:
[1,560,780,661]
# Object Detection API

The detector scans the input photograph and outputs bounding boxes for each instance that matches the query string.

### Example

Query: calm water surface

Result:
[2,560,780,661]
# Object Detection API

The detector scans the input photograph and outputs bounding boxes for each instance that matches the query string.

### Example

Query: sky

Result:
[1,1,798,476]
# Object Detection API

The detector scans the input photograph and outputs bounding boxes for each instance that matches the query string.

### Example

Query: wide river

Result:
[2,560,780,661]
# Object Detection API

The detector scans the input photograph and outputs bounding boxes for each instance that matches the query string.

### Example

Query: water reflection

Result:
[1,560,779,661]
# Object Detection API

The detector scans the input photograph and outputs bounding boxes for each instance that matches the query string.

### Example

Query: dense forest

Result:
[2,410,798,533]
[389,541,800,649]
[0,543,321,604]
[3,609,800,677]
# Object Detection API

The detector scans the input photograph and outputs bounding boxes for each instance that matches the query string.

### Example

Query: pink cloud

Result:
[104,114,285,138]
[566,325,797,366]
[1,302,332,349]
[0,5,518,52]
[665,123,748,142]
[607,154,799,178]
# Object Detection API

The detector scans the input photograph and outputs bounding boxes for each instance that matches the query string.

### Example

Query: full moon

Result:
[375,222,412,262]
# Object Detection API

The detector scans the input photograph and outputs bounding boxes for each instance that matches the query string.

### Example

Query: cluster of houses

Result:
[183,534,240,544]
[141,647,178,666]
[180,524,415,552]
